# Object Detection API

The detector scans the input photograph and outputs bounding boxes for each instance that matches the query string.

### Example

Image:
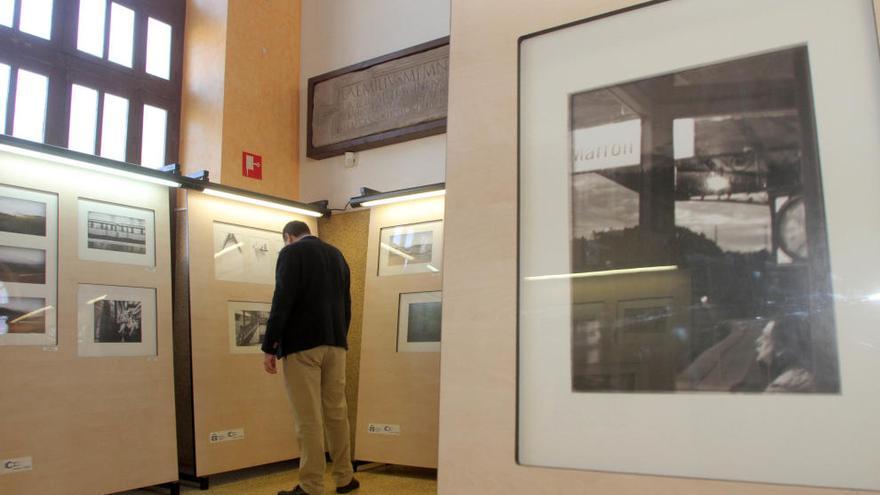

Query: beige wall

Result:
[438,0,877,493]
[181,0,301,200]
[0,150,177,495]
[355,198,444,468]
[185,190,317,476]
[179,0,228,181]
[317,210,371,451]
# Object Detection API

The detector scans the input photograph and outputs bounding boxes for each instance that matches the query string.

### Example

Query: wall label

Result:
[209,428,245,443]
[367,423,401,436]
[1,456,33,475]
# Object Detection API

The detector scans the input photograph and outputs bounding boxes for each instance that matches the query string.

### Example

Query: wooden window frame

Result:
[0,0,184,165]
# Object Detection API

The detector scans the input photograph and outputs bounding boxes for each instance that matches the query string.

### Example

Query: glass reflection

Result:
[568,47,838,393]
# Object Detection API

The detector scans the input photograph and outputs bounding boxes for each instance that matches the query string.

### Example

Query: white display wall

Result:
[0,143,177,495]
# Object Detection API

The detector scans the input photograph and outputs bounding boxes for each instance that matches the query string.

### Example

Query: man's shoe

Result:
[336,478,360,493]
[278,485,309,495]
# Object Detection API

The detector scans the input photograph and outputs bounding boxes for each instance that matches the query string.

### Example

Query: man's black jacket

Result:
[261,235,351,357]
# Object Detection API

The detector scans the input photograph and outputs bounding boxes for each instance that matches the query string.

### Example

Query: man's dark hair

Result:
[283,220,311,238]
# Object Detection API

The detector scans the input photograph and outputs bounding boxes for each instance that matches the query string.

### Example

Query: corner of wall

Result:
[179,0,230,180]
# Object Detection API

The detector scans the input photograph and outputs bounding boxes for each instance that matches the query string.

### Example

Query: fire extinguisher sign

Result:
[242,151,263,180]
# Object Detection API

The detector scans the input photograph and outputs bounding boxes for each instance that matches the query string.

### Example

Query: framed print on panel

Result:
[518,0,880,490]
[397,291,442,352]
[213,222,284,285]
[77,284,157,357]
[378,220,443,276]
[228,301,271,354]
[78,199,156,267]
[0,184,57,346]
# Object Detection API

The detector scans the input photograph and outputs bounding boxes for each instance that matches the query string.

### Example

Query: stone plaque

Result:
[307,38,449,159]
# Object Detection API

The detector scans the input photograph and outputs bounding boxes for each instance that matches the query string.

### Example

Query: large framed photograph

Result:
[518,0,880,490]
[77,284,157,357]
[397,291,442,352]
[227,301,271,354]
[307,37,449,159]
[378,220,443,276]
[78,198,156,267]
[0,184,57,346]
[213,222,283,285]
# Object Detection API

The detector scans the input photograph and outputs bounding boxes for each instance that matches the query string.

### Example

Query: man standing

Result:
[262,220,359,495]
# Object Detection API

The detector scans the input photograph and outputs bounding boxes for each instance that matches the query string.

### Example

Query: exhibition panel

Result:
[440,0,880,493]
[355,195,444,468]
[0,138,177,494]
[518,0,880,490]
[173,189,318,478]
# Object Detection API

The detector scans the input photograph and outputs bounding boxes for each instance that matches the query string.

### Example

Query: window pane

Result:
[12,69,48,142]
[68,85,99,154]
[19,0,53,40]
[77,0,107,57]
[0,0,13,27]
[108,3,135,68]
[140,104,167,168]
[0,64,9,134]
[146,18,172,79]
[100,93,128,160]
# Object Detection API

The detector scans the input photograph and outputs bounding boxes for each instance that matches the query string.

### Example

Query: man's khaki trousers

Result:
[282,345,354,495]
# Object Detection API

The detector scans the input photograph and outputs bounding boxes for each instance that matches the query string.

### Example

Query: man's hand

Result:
[263,353,277,374]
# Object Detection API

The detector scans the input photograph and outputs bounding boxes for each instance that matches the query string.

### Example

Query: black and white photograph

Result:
[0,195,47,236]
[87,212,147,254]
[566,47,838,394]
[93,299,142,343]
[214,223,283,285]
[517,0,880,489]
[234,309,268,346]
[0,245,46,284]
[0,297,47,335]
[406,300,442,342]
[379,220,444,276]
[227,301,271,353]
[78,284,157,357]
[387,230,434,266]
[78,199,156,267]
[517,0,880,487]
[397,291,442,352]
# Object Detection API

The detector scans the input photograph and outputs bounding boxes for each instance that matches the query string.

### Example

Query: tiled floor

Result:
[118,462,437,495]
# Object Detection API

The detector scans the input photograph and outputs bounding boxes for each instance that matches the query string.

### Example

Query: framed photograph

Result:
[397,291,442,352]
[307,37,449,159]
[227,301,271,354]
[213,222,284,285]
[0,184,57,346]
[518,0,880,489]
[378,220,443,276]
[78,198,156,267]
[77,284,157,357]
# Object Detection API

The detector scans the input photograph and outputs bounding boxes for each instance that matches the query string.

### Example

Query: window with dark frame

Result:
[0,0,184,168]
